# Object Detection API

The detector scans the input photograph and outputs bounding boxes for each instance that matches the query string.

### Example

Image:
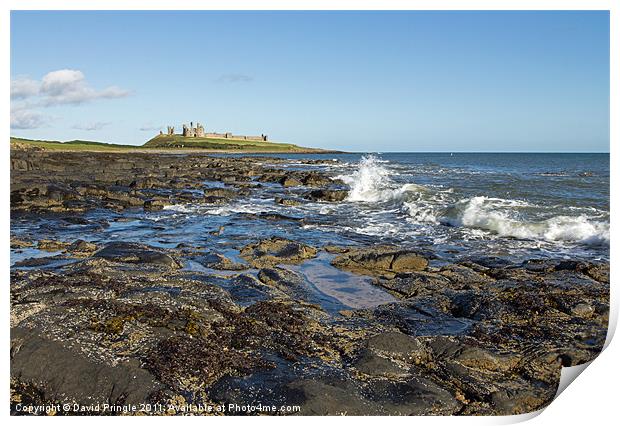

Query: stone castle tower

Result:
[182,122,204,137]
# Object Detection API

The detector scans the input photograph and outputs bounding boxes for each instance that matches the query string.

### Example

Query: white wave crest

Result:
[441,196,609,246]
[163,200,269,216]
[403,201,440,224]
[162,204,198,213]
[337,155,425,202]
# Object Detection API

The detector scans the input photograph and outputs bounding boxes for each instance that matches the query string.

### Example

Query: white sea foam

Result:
[439,196,609,246]
[337,155,425,202]
[163,200,271,216]
[402,188,454,225]
[203,202,269,216]
[403,201,440,224]
[162,204,198,213]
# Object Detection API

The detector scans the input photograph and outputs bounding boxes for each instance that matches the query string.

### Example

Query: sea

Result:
[11,152,610,271]
[203,152,610,262]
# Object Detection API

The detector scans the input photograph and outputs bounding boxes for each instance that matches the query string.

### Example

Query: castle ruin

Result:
[182,122,205,137]
[172,121,267,142]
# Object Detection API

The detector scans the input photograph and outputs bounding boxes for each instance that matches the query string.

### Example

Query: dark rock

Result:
[288,374,461,415]
[571,303,595,318]
[197,252,248,271]
[582,263,609,283]
[353,349,408,377]
[365,375,461,415]
[37,239,70,252]
[368,301,474,336]
[365,331,428,363]
[202,195,229,205]
[240,237,318,268]
[203,187,238,199]
[13,256,65,267]
[468,256,512,269]
[94,241,182,268]
[305,189,348,202]
[66,239,98,256]
[427,336,520,373]
[258,267,305,290]
[323,245,350,254]
[332,246,428,276]
[301,172,334,187]
[280,176,303,187]
[274,197,301,206]
[60,216,92,225]
[285,378,372,415]
[10,238,33,249]
[376,271,453,298]
[255,212,302,222]
[129,177,157,189]
[11,327,163,406]
[219,274,287,305]
[144,335,271,389]
[438,263,494,286]
[143,199,169,211]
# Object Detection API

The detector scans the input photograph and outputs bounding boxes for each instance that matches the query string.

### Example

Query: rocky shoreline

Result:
[10,148,609,416]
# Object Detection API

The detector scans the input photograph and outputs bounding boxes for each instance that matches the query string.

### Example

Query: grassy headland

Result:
[143,134,330,153]
[10,135,335,153]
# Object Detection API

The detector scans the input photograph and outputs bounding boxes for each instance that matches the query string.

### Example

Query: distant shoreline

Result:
[10,138,608,155]
[10,136,345,154]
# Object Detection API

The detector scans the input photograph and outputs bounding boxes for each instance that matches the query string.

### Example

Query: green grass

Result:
[10,137,137,151]
[143,134,324,152]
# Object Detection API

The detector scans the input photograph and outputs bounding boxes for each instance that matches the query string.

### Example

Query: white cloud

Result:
[10,69,130,105]
[10,108,50,129]
[10,77,41,99]
[40,69,85,96]
[72,121,111,131]
[10,69,130,131]
[38,69,130,106]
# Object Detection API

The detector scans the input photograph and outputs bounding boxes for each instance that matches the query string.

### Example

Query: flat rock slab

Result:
[11,327,163,407]
[240,237,318,268]
[94,241,182,268]
[286,374,460,415]
[197,252,248,271]
[331,246,428,277]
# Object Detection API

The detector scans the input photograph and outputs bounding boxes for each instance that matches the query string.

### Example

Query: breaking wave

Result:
[336,155,425,202]
[341,156,609,247]
[438,196,609,246]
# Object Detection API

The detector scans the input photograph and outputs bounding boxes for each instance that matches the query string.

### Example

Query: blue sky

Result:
[10,11,609,152]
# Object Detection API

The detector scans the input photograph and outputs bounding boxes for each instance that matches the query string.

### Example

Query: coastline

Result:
[10,148,609,416]
[10,137,345,154]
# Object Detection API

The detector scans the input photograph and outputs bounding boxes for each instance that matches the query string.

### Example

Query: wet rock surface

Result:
[240,237,318,268]
[10,149,610,416]
[94,241,183,269]
[10,242,608,416]
[331,246,429,278]
[305,189,348,202]
[11,150,343,214]
[196,252,248,271]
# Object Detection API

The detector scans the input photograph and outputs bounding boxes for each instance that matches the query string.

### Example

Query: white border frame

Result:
[2,1,617,424]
